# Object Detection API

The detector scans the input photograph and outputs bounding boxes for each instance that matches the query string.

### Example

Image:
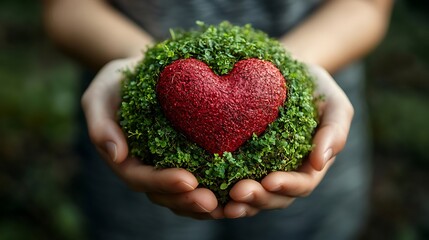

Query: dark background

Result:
[1,1,428,239]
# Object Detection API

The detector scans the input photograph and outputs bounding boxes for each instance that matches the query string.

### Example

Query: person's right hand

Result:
[81,57,224,220]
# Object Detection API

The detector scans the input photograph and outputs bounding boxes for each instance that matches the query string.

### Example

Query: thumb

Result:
[81,62,130,163]
[307,64,354,171]
[309,119,348,171]
[90,118,129,164]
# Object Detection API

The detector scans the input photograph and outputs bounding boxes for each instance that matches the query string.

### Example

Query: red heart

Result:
[156,58,287,154]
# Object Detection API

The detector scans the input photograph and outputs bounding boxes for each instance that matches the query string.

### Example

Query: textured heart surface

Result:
[156,58,287,154]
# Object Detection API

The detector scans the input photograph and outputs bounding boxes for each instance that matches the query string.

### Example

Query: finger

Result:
[309,118,348,171]
[209,205,226,219]
[81,59,141,163]
[88,117,128,164]
[261,159,334,196]
[113,157,199,193]
[308,65,354,171]
[229,179,295,210]
[171,205,225,220]
[148,188,218,214]
[81,75,126,162]
[223,201,260,219]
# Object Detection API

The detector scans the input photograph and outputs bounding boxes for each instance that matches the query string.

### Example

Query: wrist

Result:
[123,43,151,59]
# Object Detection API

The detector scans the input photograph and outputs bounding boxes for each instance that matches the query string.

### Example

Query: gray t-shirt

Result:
[78,1,371,239]
[109,0,322,39]
[109,0,363,92]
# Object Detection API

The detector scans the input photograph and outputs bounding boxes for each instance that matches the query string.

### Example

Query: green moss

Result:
[120,21,318,204]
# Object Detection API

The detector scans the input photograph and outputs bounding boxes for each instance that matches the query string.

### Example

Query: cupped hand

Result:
[81,57,223,220]
[81,58,352,219]
[224,64,354,218]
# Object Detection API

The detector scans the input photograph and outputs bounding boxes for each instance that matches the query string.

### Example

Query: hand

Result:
[223,64,354,218]
[81,57,223,220]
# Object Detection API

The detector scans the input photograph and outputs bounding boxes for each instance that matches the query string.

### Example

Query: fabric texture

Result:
[109,0,322,39]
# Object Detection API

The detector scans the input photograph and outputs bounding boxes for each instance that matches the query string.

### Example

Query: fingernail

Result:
[194,201,209,213]
[105,141,117,163]
[239,192,254,202]
[323,148,333,164]
[178,181,195,191]
[236,209,247,218]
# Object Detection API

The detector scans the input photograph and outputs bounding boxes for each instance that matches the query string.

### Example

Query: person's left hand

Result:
[223,64,354,218]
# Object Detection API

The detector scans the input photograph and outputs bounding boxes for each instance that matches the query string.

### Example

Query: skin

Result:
[42,0,393,219]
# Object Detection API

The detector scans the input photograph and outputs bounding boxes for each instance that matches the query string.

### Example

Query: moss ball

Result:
[119,21,318,204]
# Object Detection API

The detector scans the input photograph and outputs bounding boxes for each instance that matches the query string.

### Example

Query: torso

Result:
[108,0,322,40]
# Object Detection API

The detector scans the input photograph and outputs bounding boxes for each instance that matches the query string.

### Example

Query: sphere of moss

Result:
[119,21,318,204]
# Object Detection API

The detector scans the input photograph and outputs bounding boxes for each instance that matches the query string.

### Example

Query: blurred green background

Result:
[0,1,428,239]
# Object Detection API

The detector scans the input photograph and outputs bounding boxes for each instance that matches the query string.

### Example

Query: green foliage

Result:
[120,21,318,203]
